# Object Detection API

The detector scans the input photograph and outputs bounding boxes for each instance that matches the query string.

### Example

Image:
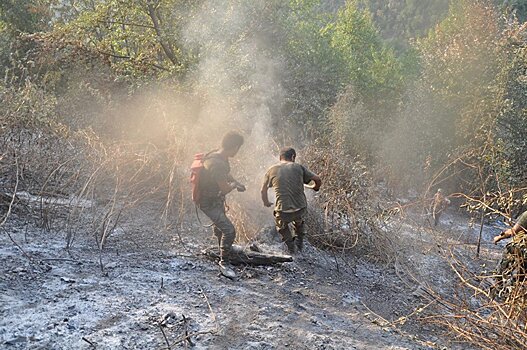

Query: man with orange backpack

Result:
[191,131,246,278]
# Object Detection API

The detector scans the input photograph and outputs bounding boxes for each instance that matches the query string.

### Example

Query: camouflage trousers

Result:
[274,208,306,253]
[493,240,527,296]
[199,198,236,263]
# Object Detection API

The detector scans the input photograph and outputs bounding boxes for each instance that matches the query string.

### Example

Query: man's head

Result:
[221,130,244,157]
[280,147,296,162]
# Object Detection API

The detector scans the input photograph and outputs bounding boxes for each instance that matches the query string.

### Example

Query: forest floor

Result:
[0,200,503,350]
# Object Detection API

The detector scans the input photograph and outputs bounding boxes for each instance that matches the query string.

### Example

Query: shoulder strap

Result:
[203,149,218,160]
[204,150,228,163]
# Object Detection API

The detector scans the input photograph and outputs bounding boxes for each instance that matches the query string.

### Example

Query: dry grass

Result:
[420,250,527,350]
[302,141,398,263]
[0,85,192,266]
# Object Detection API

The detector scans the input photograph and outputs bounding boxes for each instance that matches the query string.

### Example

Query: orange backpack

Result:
[190,153,205,203]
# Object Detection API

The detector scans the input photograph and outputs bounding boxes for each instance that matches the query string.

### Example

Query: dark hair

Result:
[221,131,244,151]
[280,147,296,161]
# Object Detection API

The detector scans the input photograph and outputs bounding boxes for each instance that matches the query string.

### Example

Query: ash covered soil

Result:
[0,204,503,349]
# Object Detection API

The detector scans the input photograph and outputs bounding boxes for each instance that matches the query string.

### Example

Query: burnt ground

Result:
[0,201,503,350]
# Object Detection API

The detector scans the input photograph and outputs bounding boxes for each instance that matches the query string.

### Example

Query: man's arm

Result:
[226,174,246,192]
[493,211,527,244]
[493,224,520,244]
[260,181,272,207]
[208,160,244,194]
[302,165,321,192]
[212,168,239,195]
[260,173,272,207]
[311,175,322,192]
[217,179,237,195]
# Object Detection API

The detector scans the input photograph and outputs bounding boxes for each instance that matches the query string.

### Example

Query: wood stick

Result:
[82,336,96,348]
[182,314,194,347]
[159,325,171,350]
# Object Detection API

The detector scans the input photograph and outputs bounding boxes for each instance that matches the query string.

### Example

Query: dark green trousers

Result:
[199,198,236,263]
[274,208,306,252]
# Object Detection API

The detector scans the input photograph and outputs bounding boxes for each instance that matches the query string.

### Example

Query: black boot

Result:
[285,238,296,254]
[295,236,304,252]
[218,258,236,279]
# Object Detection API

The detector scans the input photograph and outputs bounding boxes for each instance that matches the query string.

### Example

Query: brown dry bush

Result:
[62,136,190,250]
[0,123,191,257]
[422,251,527,350]
[415,157,527,350]
[224,200,262,245]
[1,80,87,226]
[0,77,192,257]
[302,141,398,263]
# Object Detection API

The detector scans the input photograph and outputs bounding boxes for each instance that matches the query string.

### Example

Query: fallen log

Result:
[203,244,293,265]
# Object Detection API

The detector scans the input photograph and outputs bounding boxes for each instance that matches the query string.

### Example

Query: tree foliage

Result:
[493,28,527,187]
[1,0,525,191]
[331,0,405,99]
[0,0,53,34]
[361,0,449,51]
[381,0,518,191]
[40,0,198,78]
[499,0,527,22]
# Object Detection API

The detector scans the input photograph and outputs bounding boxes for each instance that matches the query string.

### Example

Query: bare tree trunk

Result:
[204,245,293,265]
[146,1,179,67]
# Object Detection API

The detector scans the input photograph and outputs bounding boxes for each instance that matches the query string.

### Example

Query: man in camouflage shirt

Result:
[492,210,527,296]
[261,147,321,254]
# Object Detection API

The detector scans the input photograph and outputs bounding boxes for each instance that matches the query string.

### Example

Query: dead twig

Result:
[360,301,436,348]
[1,154,40,267]
[159,324,171,350]
[82,336,96,349]
[168,330,214,348]
[199,286,219,332]
[182,314,194,348]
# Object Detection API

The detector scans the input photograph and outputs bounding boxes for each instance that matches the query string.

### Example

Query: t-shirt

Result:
[512,211,527,244]
[263,162,316,212]
[516,211,527,230]
[198,153,230,202]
